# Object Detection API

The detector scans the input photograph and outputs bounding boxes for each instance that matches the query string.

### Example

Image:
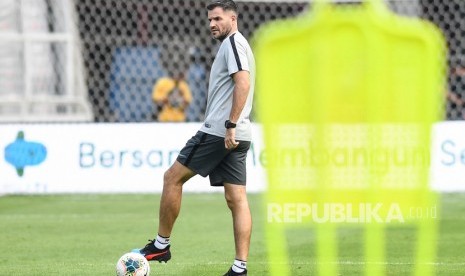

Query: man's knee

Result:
[225,192,234,209]
[225,186,247,210]
[163,169,174,185]
[163,167,182,186]
[163,162,194,186]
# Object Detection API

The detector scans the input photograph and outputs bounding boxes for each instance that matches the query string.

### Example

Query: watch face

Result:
[225,120,236,128]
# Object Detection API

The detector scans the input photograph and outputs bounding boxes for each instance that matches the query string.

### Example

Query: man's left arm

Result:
[225,70,250,149]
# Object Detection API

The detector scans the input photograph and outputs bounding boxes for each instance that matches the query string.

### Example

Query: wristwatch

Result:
[225,120,237,129]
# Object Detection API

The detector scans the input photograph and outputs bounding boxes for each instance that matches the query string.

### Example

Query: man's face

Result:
[208,7,235,41]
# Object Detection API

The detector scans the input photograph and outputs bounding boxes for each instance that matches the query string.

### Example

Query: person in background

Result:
[447,64,465,120]
[152,68,192,122]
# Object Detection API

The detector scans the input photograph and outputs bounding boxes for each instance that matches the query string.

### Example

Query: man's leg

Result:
[224,183,252,267]
[158,160,196,237]
[134,160,195,262]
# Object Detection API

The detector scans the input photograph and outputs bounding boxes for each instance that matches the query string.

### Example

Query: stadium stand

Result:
[0,0,92,122]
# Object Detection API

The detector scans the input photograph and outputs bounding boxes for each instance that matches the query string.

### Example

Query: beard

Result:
[215,26,233,42]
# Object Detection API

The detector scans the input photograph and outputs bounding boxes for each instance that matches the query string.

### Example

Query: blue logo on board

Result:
[4,131,47,176]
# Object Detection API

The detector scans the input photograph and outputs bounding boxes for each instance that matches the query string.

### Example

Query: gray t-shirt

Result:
[199,31,255,141]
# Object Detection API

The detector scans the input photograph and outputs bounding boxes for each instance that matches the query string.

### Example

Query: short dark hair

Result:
[206,0,238,14]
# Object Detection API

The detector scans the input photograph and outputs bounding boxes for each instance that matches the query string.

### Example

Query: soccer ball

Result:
[116,252,150,276]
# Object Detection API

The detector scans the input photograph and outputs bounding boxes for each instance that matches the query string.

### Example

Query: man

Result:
[133,1,255,275]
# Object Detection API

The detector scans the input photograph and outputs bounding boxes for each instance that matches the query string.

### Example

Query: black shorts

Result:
[177,131,251,186]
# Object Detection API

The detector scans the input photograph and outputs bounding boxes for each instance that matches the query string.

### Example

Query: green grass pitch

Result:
[0,193,464,275]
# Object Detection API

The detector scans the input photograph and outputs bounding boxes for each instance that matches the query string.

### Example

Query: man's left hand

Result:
[225,128,239,149]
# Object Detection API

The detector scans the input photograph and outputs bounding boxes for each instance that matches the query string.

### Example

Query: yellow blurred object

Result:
[254,0,446,275]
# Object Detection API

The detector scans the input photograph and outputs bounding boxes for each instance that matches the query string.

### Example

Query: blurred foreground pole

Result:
[254,0,446,275]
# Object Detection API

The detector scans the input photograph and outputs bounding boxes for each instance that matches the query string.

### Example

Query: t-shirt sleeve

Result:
[226,35,250,75]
